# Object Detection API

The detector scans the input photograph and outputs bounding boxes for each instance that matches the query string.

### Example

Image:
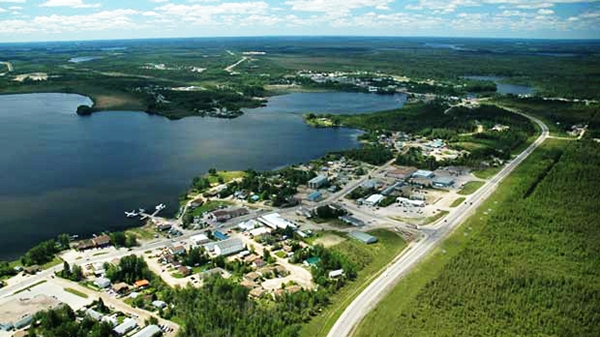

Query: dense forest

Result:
[28,305,116,337]
[356,139,600,336]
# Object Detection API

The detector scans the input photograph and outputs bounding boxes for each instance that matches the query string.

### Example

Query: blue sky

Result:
[0,0,599,42]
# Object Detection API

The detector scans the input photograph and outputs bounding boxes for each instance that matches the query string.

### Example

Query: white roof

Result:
[259,213,297,229]
[190,233,209,243]
[238,219,259,231]
[249,226,271,237]
[94,277,111,288]
[132,325,162,337]
[329,269,344,277]
[114,318,137,335]
[365,194,385,204]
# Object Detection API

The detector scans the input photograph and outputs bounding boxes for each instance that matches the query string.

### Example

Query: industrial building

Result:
[307,190,322,202]
[339,215,366,227]
[308,175,328,189]
[349,231,378,244]
[190,233,210,246]
[412,170,435,179]
[258,213,297,229]
[208,208,249,222]
[365,194,385,206]
[433,176,455,188]
[214,238,245,256]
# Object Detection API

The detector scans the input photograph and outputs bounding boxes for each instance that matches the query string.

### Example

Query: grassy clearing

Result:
[41,256,63,270]
[190,200,234,217]
[206,171,246,185]
[13,280,47,294]
[473,166,501,179]
[457,181,485,195]
[300,229,407,337]
[355,139,600,336]
[450,197,466,207]
[125,225,156,240]
[64,287,89,298]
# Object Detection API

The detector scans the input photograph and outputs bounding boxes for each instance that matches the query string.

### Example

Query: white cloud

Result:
[0,0,26,3]
[40,0,100,9]
[538,8,555,15]
[285,0,393,14]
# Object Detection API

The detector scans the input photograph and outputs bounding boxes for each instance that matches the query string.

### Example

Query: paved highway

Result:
[327,111,549,337]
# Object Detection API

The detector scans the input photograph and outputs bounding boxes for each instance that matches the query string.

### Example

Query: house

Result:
[214,238,245,256]
[349,231,378,244]
[238,219,259,231]
[113,318,137,336]
[252,259,266,268]
[94,277,111,289]
[339,215,366,227]
[152,300,167,309]
[249,226,271,237]
[433,176,455,188]
[249,287,266,298]
[76,240,96,251]
[412,169,435,179]
[329,269,344,278]
[240,279,257,288]
[178,266,191,277]
[168,244,186,255]
[134,279,150,289]
[295,207,312,218]
[92,235,111,248]
[156,223,172,231]
[86,308,104,321]
[307,191,322,202]
[308,175,328,189]
[245,272,262,282]
[397,197,426,207]
[364,194,385,206]
[112,282,129,294]
[131,325,162,337]
[190,233,210,246]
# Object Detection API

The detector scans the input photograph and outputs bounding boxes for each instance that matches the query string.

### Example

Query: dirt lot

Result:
[313,233,346,247]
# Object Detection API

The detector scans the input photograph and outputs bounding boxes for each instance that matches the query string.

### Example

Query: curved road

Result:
[327,111,549,337]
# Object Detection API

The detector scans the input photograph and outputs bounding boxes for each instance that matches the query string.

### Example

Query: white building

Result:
[113,318,137,336]
[190,233,210,246]
[249,226,271,237]
[365,194,385,206]
[214,238,245,256]
[258,213,297,230]
[238,219,259,232]
[131,325,162,337]
[397,197,426,207]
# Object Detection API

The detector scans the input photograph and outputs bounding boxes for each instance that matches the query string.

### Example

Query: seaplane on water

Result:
[138,208,146,214]
[156,203,166,211]
[125,210,139,218]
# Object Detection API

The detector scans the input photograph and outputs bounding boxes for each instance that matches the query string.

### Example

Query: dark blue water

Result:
[0,92,404,259]
[463,75,535,95]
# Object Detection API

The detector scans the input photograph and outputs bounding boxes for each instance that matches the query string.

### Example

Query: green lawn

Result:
[450,197,466,207]
[206,170,246,185]
[457,181,485,195]
[190,200,234,217]
[13,280,47,295]
[64,287,89,298]
[355,139,600,337]
[299,229,407,337]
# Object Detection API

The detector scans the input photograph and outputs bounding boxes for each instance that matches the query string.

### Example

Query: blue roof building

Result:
[412,170,435,179]
[433,176,455,187]
[308,191,322,202]
[214,231,229,241]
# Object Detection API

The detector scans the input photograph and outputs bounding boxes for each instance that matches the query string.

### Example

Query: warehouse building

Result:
[308,175,328,189]
[412,170,435,179]
[131,325,162,337]
[214,238,245,256]
[349,231,378,244]
[433,176,455,188]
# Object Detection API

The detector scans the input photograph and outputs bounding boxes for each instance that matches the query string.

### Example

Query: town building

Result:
[208,208,249,222]
[412,170,435,179]
[397,197,426,207]
[237,219,259,232]
[386,166,418,180]
[131,325,162,337]
[214,231,229,241]
[152,300,167,309]
[113,318,137,336]
[249,226,271,237]
[92,235,111,248]
[134,279,150,289]
[349,231,378,244]
[258,213,297,230]
[433,176,455,188]
[168,244,186,255]
[339,215,366,227]
[86,308,104,321]
[214,238,245,256]
[112,282,129,294]
[308,175,328,189]
[190,233,210,246]
[365,194,385,206]
[94,277,111,289]
[307,191,322,202]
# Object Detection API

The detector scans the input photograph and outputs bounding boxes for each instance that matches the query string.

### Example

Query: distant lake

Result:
[463,75,535,95]
[69,56,103,63]
[0,92,405,259]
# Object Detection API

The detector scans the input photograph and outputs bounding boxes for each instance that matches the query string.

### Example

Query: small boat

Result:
[138,208,146,214]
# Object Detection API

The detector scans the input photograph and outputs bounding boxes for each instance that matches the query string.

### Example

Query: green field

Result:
[450,197,466,207]
[64,287,89,298]
[300,229,407,337]
[354,139,600,336]
[457,181,485,195]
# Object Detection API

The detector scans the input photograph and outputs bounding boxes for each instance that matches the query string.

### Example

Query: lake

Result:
[463,75,535,96]
[0,92,404,259]
[68,56,104,63]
